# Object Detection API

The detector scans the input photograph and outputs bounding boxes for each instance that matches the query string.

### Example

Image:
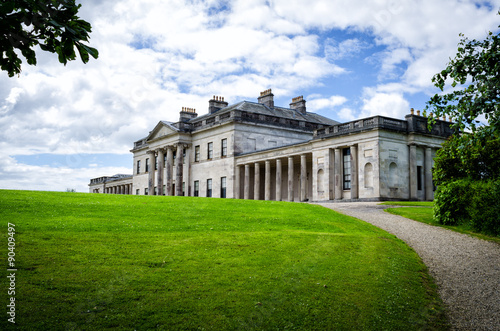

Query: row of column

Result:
[105,184,132,195]
[148,143,188,196]
[235,146,359,202]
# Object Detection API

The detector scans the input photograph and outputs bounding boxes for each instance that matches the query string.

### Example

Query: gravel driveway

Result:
[315,202,500,331]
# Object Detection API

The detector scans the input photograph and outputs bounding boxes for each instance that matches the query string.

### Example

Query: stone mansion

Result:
[89,89,453,202]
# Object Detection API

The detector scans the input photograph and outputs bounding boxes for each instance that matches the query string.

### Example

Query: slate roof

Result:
[191,101,339,126]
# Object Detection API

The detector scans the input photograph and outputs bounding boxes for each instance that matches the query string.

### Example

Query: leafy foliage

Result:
[433,130,500,185]
[0,0,98,77]
[426,19,499,135]
[434,179,500,236]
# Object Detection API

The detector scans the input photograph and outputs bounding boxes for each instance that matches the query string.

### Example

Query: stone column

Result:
[175,144,184,196]
[244,164,250,199]
[276,159,282,201]
[300,154,307,201]
[254,162,260,200]
[234,165,241,199]
[288,157,294,201]
[148,150,156,195]
[350,145,358,200]
[166,146,173,196]
[409,144,417,200]
[334,148,342,200]
[157,148,165,196]
[184,146,191,196]
[265,160,271,200]
[425,147,433,201]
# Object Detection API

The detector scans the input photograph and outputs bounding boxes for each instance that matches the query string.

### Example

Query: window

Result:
[136,189,140,195]
[145,158,150,172]
[182,182,185,196]
[221,177,227,198]
[183,148,186,164]
[207,178,212,197]
[154,186,157,195]
[343,148,351,190]
[136,160,141,174]
[221,139,227,157]
[195,145,200,162]
[155,156,158,170]
[207,142,213,159]
[163,185,166,195]
[417,166,423,191]
[194,181,199,197]
[144,188,149,195]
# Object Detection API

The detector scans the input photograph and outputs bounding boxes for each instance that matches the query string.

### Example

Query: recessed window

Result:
[195,145,200,162]
[144,188,149,195]
[417,166,423,191]
[207,178,212,197]
[343,148,351,190]
[136,189,140,195]
[207,142,213,159]
[194,181,199,197]
[221,177,227,198]
[155,156,158,170]
[221,139,227,157]
[145,158,150,172]
[136,160,141,174]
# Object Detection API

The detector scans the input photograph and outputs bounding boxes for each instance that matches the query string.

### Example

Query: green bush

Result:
[469,180,500,236]
[434,179,500,236]
[433,180,471,225]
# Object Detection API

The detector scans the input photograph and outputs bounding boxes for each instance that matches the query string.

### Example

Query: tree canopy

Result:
[0,0,98,77]
[426,19,499,136]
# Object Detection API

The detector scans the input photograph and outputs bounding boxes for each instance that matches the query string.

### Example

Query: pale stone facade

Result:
[89,90,453,201]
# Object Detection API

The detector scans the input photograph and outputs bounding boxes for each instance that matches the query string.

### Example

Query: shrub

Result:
[434,179,500,236]
[433,180,471,225]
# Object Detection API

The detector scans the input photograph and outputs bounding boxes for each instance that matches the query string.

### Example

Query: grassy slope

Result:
[1,190,447,330]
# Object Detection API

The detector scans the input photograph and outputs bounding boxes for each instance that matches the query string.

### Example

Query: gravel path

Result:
[315,202,500,331]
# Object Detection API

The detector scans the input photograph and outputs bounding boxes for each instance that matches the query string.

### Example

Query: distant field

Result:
[1,190,447,330]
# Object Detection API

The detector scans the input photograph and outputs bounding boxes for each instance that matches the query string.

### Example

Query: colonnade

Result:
[235,146,360,202]
[147,143,190,196]
[104,183,132,195]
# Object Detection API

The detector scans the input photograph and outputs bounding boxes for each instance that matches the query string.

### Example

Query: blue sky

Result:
[0,0,499,192]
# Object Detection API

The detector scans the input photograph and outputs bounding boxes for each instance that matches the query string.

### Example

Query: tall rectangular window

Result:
[136,160,141,174]
[343,148,351,190]
[220,177,227,198]
[136,189,140,195]
[207,142,213,159]
[195,145,200,162]
[194,180,199,197]
[145,158,150,172]
[182,182,185,196]
[144,188,149,195]
[417,166,423,191]
[207,178,212,197]
[155,156,158,170]
[221,138,227,157]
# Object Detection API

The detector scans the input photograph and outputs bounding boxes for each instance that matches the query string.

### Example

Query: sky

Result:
[1,0,499,192]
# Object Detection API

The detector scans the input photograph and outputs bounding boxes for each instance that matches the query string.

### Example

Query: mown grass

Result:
[381,202,500,244]
[1,190,448,330]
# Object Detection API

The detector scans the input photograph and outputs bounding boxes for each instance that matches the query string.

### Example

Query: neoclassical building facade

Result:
[89,89,453,201]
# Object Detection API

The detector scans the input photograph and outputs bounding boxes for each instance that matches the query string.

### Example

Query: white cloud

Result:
[1,0,499,191]
[0,155,130,192]
[361,87,410,119]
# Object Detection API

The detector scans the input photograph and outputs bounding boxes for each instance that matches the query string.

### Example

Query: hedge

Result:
[434,179,500,236]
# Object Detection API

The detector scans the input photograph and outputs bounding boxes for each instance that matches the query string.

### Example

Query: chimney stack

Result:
[208,95,228,114]
[290,96,306,114]
[258,89,274,108]
[179,107,198,122]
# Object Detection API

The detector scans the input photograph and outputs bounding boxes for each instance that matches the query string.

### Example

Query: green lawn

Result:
[381,202,500,244]
[1,190,447,330]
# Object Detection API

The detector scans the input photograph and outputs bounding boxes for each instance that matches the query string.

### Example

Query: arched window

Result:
[364,163,373,188]
[389,162,398,187]
[317,169,324,192]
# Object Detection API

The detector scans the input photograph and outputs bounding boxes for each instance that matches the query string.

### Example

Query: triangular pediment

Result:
[146,121,179,141]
